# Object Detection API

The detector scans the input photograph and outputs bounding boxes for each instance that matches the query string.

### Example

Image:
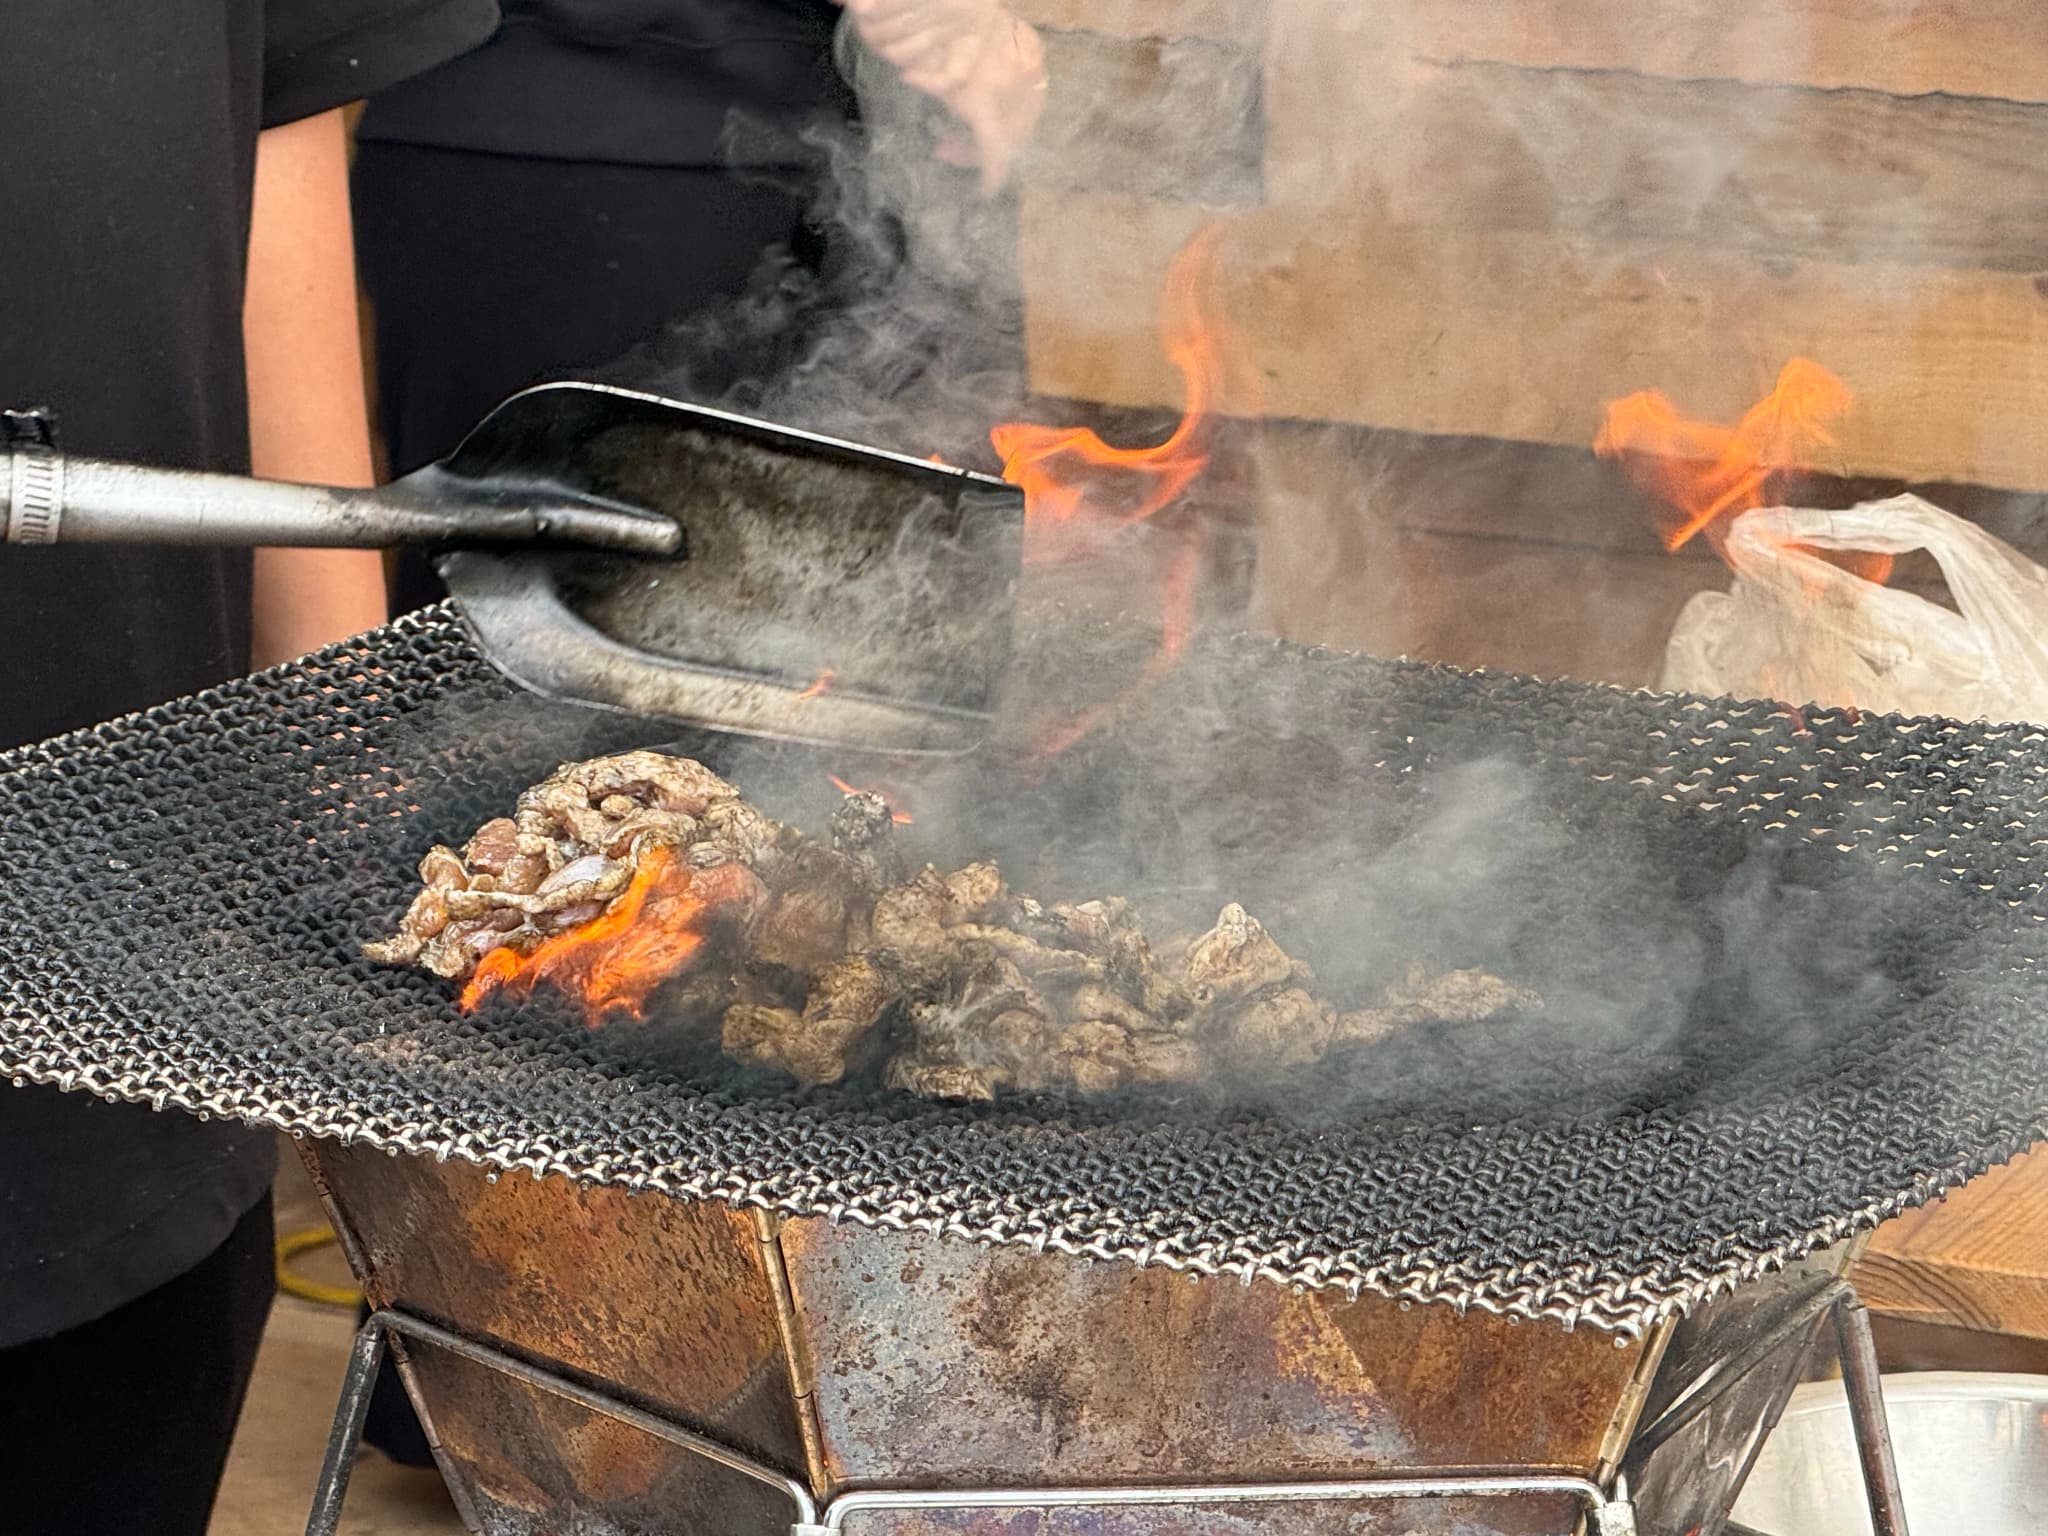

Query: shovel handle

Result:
[2,409,678,557]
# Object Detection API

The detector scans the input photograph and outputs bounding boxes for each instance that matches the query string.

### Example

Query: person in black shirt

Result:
[0,4,496,1529]
[352,0,1046,612]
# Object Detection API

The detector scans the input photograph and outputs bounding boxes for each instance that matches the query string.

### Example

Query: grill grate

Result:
[2,603,2045,1336]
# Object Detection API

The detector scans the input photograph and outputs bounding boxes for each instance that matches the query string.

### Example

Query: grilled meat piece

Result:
[461,819,521,876]
[1065,981,1161,1037]
[1182,903,1298,1007]
[747,842,876,975]
[731,950,904,1087]
[945,923,1102,984]
[1379,963,1541,1023]
[724,983,885,1089]
[881,916,1215,1101]
[365,751,770,983]
[1104,928,1193,1021]
[867,866,960,981]
[724,1004,810,1079]
[808,952,896,1030]
[521,751,738,849]
[373,751,1538,1101]
[885,1054,1006,1103]
[703,798,780,867]
[829,790,908,888]
[942,861,1006,918]
[1214,985,1338,1071]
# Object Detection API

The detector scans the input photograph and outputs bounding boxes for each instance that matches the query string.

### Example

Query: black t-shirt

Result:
[0,0,496,1348]
[356,0,852,168]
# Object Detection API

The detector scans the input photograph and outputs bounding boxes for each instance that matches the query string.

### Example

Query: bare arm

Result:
[244,108,388,668]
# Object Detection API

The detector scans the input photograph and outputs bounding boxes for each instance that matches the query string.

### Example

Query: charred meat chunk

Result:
[365,751,768,989]
[371,751,1537,1101]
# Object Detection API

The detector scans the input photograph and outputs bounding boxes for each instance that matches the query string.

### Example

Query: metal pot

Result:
[1730,1372,2048,1536]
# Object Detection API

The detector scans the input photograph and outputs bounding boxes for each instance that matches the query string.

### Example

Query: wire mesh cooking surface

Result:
[3,604,2046,1336]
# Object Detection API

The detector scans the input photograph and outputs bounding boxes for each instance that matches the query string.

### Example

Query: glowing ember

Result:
[460,847,749,1027]
[1595,357,1891,585]
[828,774,913,825]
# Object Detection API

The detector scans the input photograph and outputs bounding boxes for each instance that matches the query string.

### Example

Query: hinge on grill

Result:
[3,405,63,545]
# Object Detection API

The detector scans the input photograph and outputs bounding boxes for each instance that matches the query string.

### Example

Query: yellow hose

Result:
[275,1225,363,1309]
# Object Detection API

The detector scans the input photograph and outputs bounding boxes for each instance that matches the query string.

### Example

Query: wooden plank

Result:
[1238,419,1987,684]
[1854,1151,2048,1340]
[1371,62,2048,274]
[1258,525,1721,687]
[1242,412,2048,563]
[1246,421,1414,661]
[1019,187,1213,396]
[1259,12,2048,272]
[1867,1316,2048,1374]
[1376,0,2048,105]
[1258,6,1396,209]
[1014,0,1265,44]
[1254,418,1742,556]
[1242,421,1719,680]
[1261,5,2048,226]
[1020,190,2048,492]
[1031,29,1263,205]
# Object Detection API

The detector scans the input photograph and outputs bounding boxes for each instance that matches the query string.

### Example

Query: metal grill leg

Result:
[301,1307,819,1533]
[304,1316,389,1536]
[1832,1296,1909,1536]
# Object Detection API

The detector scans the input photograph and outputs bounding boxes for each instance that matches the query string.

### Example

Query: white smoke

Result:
[583,1,2010,1121]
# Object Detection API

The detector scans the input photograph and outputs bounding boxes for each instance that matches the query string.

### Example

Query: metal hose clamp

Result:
[4,406,63,544]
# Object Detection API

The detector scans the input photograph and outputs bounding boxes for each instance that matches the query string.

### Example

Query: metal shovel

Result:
[3,383,1024,753]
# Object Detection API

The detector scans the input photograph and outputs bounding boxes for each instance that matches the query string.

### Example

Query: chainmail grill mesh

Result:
[2,602,2046,1336]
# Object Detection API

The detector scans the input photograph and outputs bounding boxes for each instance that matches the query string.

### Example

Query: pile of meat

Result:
[367,752,1534,1102]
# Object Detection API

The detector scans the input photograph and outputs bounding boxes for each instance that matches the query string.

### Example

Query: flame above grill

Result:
[460,849,754,1027]
[991,225,1227,554]
[1595,357,1893,587]
[990,225,1233,759]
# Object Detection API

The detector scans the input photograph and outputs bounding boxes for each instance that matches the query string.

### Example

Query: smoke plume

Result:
[575,1,2018,1125]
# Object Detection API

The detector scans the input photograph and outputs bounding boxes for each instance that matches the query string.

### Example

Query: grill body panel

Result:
[307,1138,1654,1536]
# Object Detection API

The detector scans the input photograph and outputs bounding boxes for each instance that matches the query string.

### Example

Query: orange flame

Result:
[828,774,913,825]
[990,226,1229,758]
[992,224,1226,562]
[1595,357,1891,585]
[460,847,750,1027]
[798,668,837,700]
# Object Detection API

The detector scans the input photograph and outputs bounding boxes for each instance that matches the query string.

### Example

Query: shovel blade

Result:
[430,382,1023,754]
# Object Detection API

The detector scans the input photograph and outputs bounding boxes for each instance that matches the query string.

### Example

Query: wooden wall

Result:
[1008,0,2048,687]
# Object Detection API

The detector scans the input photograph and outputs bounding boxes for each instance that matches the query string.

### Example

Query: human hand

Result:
[838,0,1047,191]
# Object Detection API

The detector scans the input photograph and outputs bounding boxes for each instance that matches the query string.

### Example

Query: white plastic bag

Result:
[1659,493,2048,724]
